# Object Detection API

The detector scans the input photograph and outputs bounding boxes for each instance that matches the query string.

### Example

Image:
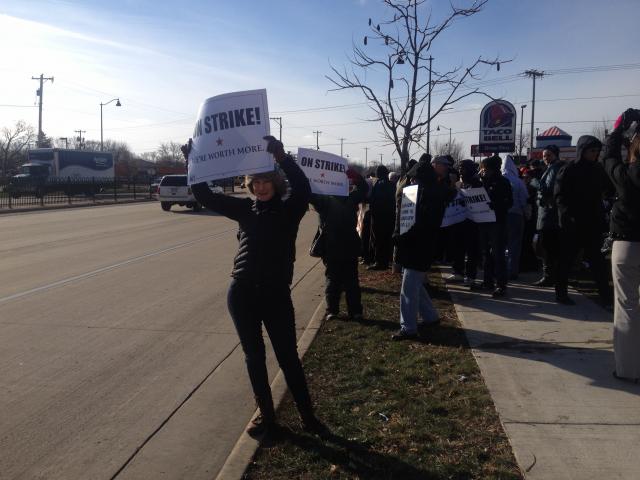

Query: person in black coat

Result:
[478,155,513,297]
[554,135,613,306]
[368,164,396,270]
[182,136,324,437]
[601,109,640,380]
[393,159,455,340]
[311,168,368,321]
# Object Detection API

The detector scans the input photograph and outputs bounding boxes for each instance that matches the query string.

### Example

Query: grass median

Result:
[244,266,522,480]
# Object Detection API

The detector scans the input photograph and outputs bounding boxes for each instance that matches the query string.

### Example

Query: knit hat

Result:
[245,170,287,197]
[481,155,502,171]
[431,155,449,167]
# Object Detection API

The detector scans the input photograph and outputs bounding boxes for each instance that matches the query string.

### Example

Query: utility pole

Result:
[339,137,346,157]
[426,56,433,156]
[59,137,68,149]
[31,73,54,147]
[313,130,322,150]
[269,117,282,141]
[75,130,86,149]
[519,104,527,159]
[379,153,383,166]
[364,147,369,169]
[524,70,545,154]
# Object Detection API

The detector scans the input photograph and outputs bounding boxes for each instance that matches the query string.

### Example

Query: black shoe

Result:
[367,263,388,271]
[391,329,418,341]
[246,412,277,438]
[492,287,507,298]
[533,277,554,287]
[301,413,330,436]
[556,295,575,305]
[479,282,495,291]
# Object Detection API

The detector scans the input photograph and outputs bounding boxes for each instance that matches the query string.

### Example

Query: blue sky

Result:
[1,0,638,164]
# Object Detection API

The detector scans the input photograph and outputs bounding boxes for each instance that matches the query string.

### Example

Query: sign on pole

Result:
[187,89,271,185]
[296,148,349,196]
[479,100,516,154]
[399,185,419,234]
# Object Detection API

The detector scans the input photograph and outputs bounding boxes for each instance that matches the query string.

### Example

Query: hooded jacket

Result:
[397,160,455,271]
[601,130,640,241]
[191,156,311,285]
[534,159,564,230]
[554,135,610,233]
[501,155,529,216]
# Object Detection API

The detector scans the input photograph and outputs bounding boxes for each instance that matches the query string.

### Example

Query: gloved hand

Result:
[180,139,192,161]
[614,108,640,132]
[263,136,286,163]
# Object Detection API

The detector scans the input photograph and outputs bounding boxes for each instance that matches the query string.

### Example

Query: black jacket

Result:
[534,161,564,230]
[480,172,513,224]
[191,156,311,285]
[370,177,396,223]
[310,177,368,262]
[601,130,640,241]
[554,135,610,233]
[397,161,455,271]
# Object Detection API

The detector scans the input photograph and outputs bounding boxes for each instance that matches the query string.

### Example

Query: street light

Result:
[100,98,121,151]
[437,125,452,153]
[519,104,527,159]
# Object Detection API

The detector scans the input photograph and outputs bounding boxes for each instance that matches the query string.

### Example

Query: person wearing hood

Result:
[601,109,640,381]
[182,136,324,437]
[368,164,396,270]
[530,145,564,287]
[501,155,530,280]
[478,155,513,297]
[392,158,456,340]
[311,168,368,321]
[554,135,613,306]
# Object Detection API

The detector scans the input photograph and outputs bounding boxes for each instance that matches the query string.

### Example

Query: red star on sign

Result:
[216,138,223,146]
[320,173,325,178]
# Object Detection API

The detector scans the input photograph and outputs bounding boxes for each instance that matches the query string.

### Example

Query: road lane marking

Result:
[0,229,235,305]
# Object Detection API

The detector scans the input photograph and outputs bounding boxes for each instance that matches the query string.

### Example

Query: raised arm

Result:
[191,183,251,221]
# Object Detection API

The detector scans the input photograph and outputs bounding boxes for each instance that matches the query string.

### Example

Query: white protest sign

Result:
[399,185,419,234]
[462,187,496,223]
[441,191,467,227]
[296,148,349,196]
[187,89,271,185]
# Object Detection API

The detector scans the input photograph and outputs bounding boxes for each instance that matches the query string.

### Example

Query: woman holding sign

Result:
[182,136,324,438]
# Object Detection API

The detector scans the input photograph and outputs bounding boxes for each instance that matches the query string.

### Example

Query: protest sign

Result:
[187,89,271,185]
[462,187,496,223]
[399,185,419,234]
[441,191,467,227]
[296,148,349,196]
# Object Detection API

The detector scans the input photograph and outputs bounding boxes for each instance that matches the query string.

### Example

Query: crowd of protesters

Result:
[180,108,639,438]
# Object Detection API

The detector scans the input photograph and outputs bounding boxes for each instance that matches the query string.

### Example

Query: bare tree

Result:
[591,118,610,142]
[156,141,185,166]
[432,137,464,163]
[327,0,506,172]
[0,121,36,175]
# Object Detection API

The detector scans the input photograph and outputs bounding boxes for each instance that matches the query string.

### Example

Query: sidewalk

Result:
[444,268,640,480]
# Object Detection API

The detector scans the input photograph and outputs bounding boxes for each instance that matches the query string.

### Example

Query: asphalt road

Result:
[0,201,324,480]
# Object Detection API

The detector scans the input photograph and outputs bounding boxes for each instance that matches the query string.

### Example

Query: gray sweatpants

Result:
[612,240,640,379]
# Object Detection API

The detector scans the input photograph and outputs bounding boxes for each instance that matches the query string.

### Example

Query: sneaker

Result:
[325,312,338,321]
[555,295,575,305]
[533,277,554,287]
[463,276,475,287]
[391,329,418,341]
[246,413,276,438]
[492,287,507,298]
[444,273,463,282]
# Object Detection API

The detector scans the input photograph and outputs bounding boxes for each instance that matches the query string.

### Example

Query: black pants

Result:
[555,228,612,301]
[371,215,394,267]
[478,222,508,289]
[539,229,561,281]
[324,258,362,316]
[452,220,479,279]
[227,278,312,413]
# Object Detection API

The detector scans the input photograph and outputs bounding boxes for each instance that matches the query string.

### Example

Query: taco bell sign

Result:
[479,100,516,153]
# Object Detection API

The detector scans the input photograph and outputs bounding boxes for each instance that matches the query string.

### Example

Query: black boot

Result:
[297,404,329,436]
[247,395,276,438]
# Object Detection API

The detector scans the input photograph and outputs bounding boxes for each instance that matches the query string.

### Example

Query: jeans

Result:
[325,258,362,316]
[478,222,508,288]
[400,268,439,334]
[227,278,312,413]
[506,213,525,279]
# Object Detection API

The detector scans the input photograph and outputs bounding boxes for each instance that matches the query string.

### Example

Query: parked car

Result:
[150,177,163,197]
[158,175,201,211]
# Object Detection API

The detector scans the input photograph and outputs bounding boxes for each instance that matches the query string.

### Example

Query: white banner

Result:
[187,89,271,185]
[296,148,349,196]
[462,187,496,223]
[399,185,419,234]
[440,191,467,227]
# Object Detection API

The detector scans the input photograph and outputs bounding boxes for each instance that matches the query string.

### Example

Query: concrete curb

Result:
[0,198,154,215]
[214,300,326,480]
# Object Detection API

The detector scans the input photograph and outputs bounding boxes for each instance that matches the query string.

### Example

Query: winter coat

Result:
[370,176,396,224]
[191,156,311,285]
[310,177,368,262]
[601,130,640,241]
[480,171,513,224]
[397,161,455,271]
[501,155,529,217]
[534,160,564,230]
[554,135,610,233]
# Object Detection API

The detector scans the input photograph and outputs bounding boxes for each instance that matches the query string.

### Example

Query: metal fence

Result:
[0,177,154,210]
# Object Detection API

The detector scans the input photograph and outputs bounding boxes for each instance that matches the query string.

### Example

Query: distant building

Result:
[529,126,576,162]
